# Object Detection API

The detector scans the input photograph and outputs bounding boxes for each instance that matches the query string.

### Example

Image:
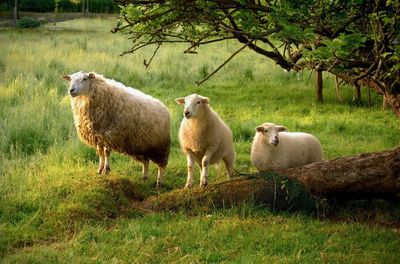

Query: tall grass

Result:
[0,18,399,262]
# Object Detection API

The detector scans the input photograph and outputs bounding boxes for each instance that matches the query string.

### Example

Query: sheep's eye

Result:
[196,101,201,105]
[264,129,268,133]
[82,77,88,81]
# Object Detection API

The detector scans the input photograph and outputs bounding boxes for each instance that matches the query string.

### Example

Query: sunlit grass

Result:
[0,18,399,262]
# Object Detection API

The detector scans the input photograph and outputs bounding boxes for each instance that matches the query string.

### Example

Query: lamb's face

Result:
[255,123,288,146]
[62,71,95,97]
[175,94,209,119]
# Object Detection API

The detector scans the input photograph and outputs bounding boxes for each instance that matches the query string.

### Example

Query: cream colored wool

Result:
[251,122,323,172]
[176,94,235,188]
[63,71,170,187]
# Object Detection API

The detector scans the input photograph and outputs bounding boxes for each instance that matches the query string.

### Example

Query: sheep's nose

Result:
[184,110,191,117]
[271,136,279,146]
[69,88,76,95]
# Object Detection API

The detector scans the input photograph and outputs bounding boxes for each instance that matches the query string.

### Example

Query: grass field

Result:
[0,18,399,263]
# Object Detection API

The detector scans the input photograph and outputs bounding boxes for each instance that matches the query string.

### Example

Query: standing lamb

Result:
[251,122,323,172]
[62,71,171,188]
[175,94,235,188]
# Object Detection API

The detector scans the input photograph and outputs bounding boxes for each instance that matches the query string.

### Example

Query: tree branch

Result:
[144,43,160,69]
[196,41,251,86]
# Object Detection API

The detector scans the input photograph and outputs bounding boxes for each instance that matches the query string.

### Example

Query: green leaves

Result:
[121,4,142,21]
[115,0,400,103]
[328,33,367,58]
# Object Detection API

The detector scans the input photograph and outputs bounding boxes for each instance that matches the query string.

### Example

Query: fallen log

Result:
[141,146,400,212]
[142,176,318,212]
[279,146,400,200]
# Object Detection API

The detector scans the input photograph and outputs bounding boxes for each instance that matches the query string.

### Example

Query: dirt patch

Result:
[101,177,146,202]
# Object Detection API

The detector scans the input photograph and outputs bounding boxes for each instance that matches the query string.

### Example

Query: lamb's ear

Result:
[201,97,209,104]
[88,72,95,79]
[277,126,288,132]
[256,126,265,133]
[61,75,71,81]
[175,97,185,105]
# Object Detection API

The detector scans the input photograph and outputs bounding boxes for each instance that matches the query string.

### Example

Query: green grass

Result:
[0,18,399,263]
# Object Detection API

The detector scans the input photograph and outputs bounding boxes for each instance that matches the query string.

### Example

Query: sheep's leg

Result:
[142,159,149,181]
[223,155,235,179]
[103,147,111,174]
[200,151,213,188]
[185,153,195,189]
[156,165,165,189]
[96,145,105,174]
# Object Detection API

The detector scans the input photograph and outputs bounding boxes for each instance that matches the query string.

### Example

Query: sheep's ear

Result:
[175,97,185,105]
[201,97,209,104]
[61,75,71,81]
[256,126,265,133]
[88,72,95,79]
[277,126,288,132]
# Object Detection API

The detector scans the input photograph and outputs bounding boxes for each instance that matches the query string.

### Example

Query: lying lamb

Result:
[251,122,323,172]
[175,94,235,188]
[62,71,171,188]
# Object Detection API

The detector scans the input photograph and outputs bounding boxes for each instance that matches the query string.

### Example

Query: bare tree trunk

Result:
[142,147,400,212]
[86,0,89,14]
[385,93,400,119]
[13,0,18,28]
[383,96,389,110]
[334,76,342,102]
[316,70,323,103]
[353,84,362,103]
[368,87,371,107]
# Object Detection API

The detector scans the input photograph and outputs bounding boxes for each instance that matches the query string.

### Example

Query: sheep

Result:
[251,122,323,172]
[175,93,235,188]
[62,71,171,188]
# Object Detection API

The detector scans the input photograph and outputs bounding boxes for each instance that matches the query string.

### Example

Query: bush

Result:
[16,17,41,28]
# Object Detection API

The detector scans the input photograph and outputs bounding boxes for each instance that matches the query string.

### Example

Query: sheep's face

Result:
[255,123,288,146]
[175,94,209,119]
[62,71,95,97]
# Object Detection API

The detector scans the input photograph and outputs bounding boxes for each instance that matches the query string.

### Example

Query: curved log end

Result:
[142,175,319,213]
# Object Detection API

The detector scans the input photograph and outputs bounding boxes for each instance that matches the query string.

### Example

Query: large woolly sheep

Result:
[62,71,171,188]
[251,122,323,172]
[175,94,235,188]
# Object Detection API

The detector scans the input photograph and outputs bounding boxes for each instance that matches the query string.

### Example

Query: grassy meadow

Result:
[0,18,399,263]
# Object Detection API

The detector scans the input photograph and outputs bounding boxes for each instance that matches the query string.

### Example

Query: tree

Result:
[113,0,400,118]
[13,0,18,28]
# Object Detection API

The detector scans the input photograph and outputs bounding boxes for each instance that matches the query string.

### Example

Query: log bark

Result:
[141,147,400,212]
[279,146,400,200]
[142,176,318,213]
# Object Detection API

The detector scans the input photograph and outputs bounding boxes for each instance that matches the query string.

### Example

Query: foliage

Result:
[1,18,400,262]
[88,0,120,13]
[19,0,54,12]
[114,0,400,117]
[16,17,42,28]
[1,0,119,13]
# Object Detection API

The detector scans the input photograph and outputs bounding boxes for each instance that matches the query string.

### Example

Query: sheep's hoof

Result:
[103,166,111,175]
[156,182,162,189]
[200,182,208,188]
[142,175,148,181]
[97,168,103,174]
[184,183,193,189]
